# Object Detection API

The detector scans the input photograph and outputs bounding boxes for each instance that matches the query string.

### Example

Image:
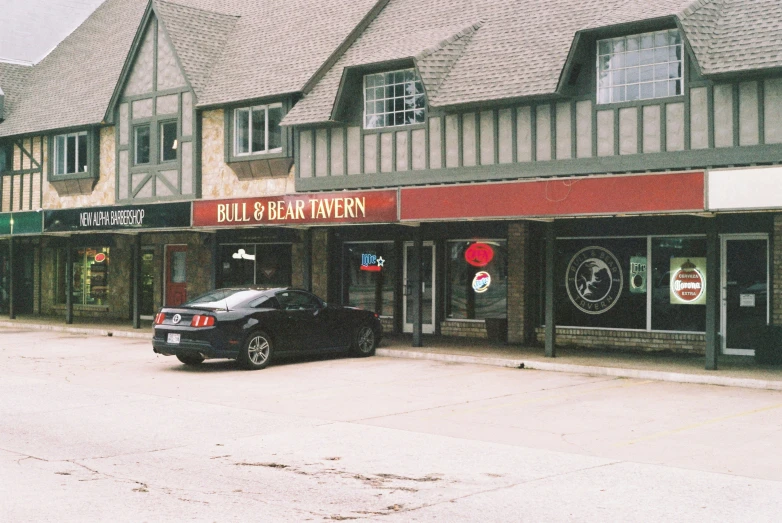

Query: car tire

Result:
[238,330,273,370]
[176,353,204,366]
[352,324,376,357]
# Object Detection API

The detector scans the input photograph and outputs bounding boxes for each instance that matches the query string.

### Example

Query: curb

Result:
[376,348,782,391]
[1,324,779,391]
[0,321,152,340]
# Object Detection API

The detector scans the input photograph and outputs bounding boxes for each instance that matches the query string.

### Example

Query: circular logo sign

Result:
[670,260,705,303]
[472,271,491,293]
[172,314,182,325]
[465,243,494,267]
[566,247,623,314]
[94,253,106,263]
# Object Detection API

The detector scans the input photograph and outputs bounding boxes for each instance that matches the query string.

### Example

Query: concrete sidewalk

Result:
[1,316,781,391]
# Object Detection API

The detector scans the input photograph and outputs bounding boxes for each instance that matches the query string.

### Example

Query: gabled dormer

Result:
[107,1,237,203]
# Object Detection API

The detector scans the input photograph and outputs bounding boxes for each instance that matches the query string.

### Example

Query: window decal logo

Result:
[566,246,623,314]
[472,271,491,293]
[94,253,106,263]
[465,243,494,267]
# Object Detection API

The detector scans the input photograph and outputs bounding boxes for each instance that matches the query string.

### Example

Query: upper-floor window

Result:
[234,103,282,156]
[160,121,178,162]
[597,29,682,104]
[134,125,150,165]
[54,131,88,175]
[364,68,426,129]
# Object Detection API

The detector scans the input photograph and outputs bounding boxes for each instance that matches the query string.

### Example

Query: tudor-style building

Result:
[1,0,781,369]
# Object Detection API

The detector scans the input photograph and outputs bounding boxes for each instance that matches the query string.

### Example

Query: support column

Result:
[705,221,719,370]
[393,239,404,334]
[132,234,141,329]
[507,222,529,344]
[412,227,423,347]
[302,229,312,292]
[544,222,556,357]
[8,236,15,320]
[65,238,73,325]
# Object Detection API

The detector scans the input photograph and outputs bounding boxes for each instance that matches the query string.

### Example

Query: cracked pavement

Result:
[1,328,782,521]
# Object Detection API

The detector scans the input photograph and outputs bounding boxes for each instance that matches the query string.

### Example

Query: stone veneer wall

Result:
[311,229,329,300]
[534,327,706,354]
[200,109,295,199]
[42,126,116,209]
[141,232,212,313]
[507,222,528,343]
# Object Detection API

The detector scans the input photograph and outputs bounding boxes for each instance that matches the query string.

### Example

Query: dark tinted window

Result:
[250,296,280,309]
[276,291,321,310]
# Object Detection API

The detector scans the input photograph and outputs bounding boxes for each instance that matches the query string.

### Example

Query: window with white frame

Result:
[597,29,683,104]
[54,131,88,175]
[233,104,282,156]
[364,68,426,129]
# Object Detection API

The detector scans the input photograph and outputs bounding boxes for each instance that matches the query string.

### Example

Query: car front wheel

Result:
[352,324,376,357]
[239,331,273,370]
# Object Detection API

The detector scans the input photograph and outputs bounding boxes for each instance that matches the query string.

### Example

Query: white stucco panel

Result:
[707,167,782,211]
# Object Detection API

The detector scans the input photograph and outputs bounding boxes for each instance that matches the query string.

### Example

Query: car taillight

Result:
[154,312,166,325]
[190,315,215,327]
[374,313,379,319]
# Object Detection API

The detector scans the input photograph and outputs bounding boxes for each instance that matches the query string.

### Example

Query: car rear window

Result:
[185,289,262,309]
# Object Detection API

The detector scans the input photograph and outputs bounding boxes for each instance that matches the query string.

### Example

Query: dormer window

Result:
[364,68,426,129]
[597,29,682,104]
[54,131,88,175]
[234,103,283,156]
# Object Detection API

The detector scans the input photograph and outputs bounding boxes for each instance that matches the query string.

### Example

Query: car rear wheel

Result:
[176,353,204,366]
[239,330,273,370]
[352,324,376,357]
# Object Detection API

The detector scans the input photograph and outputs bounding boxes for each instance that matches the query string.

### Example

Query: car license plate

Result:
[167,333,181,344]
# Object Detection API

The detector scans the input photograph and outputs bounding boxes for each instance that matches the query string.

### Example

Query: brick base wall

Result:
[507,222,528,343]
[535,327,706,354]
[441,320,488,339]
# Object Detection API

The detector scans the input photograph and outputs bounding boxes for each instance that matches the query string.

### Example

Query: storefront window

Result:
[56,247,110,305]
[446,240,507,320]
[345,243,394,316]
[219,243,292,288]
[556,238,646,329]
[651,237,706,332]
[553,236,707,332]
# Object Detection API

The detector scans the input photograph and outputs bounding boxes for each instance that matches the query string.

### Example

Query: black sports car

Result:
[152,288,382,369]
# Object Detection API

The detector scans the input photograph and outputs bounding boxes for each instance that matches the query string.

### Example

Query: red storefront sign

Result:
[400,172,705,220]
[193,190,398,227]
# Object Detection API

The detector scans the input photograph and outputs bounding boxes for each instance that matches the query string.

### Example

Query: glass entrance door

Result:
[403,242,435,334]
[721,235,769,355]
[165,245,187,307]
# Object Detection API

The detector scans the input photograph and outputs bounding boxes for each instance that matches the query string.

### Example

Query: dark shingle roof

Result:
[0,0,380,137]
[284,0,782,126]
[154,1,239,101]
[0,0,145,137]
[0,62,33,122]
[681,0,782,75]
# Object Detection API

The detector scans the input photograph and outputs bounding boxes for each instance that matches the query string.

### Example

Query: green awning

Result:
[0,212,43,235]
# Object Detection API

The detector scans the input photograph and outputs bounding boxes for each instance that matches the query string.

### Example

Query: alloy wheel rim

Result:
[248,336,270,364]
[358,327,374,353]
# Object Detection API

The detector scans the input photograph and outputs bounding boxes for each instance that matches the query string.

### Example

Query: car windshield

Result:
[184,289,265,309]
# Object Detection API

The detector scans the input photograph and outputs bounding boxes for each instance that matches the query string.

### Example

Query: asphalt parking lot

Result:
[1,327,781,521]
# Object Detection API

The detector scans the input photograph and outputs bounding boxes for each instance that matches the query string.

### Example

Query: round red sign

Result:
[671,261,704,302]
[94,253,106,263]
[464,243,494,267]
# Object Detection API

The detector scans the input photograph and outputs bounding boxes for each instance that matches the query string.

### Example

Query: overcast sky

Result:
[0,0,106,64]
